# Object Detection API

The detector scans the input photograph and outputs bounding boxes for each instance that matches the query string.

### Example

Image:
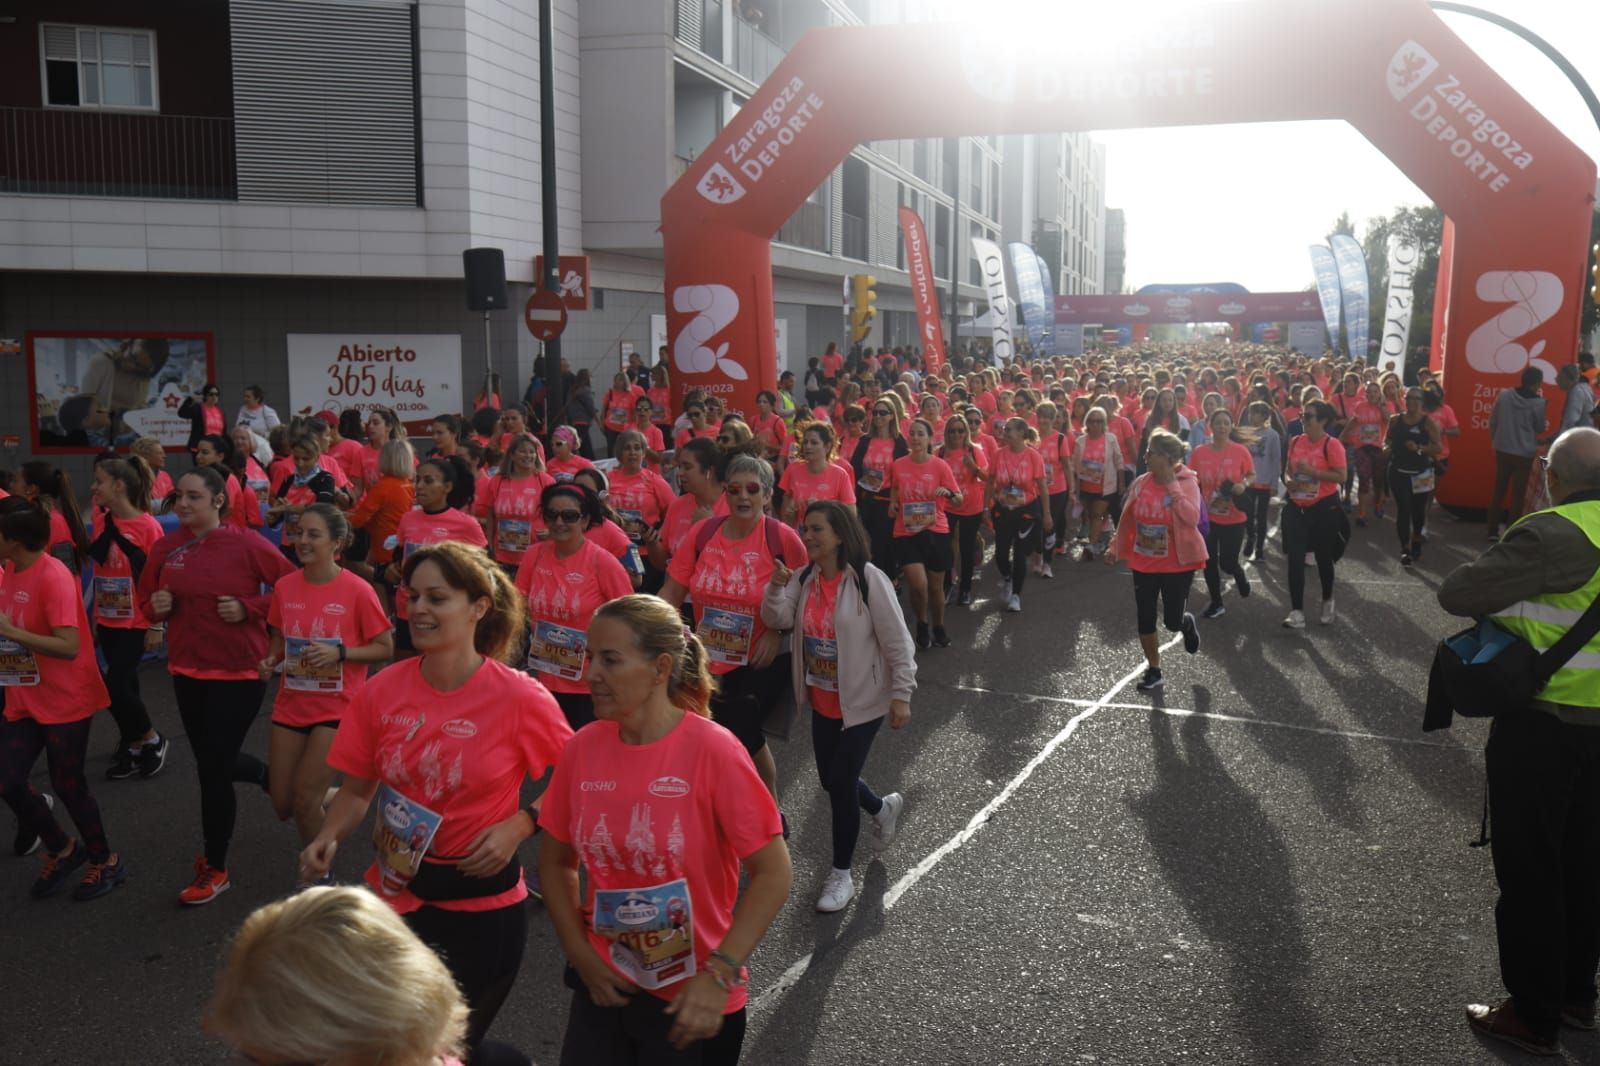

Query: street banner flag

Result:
[1009,242,1051,359]
[1309,244,1343,356]
[1331,233,1372,364]
[898,206,947,373]
[970,236,1015,362]
[1380,233,1420,372]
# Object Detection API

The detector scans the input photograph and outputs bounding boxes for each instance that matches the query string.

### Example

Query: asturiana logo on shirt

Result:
[649,776,690,799]
[324,603,347,615]
[441,719,477,739]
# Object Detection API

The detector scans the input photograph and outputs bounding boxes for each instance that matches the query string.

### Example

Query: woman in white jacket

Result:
[763,501,916,914]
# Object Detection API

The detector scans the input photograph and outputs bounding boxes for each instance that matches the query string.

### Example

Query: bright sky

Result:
[1082,0,1600,293]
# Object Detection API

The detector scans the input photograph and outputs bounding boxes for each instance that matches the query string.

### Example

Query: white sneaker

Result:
[998,572,1012,593]
[815,867,854,913]
[1320,598,1336,625]
[1005,593,1022,613]
[1283,610,1306,629]
[872,792,904,846]
[1039,562,1054,580]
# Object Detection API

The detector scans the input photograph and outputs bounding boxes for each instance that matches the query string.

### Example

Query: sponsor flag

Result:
[1308,244,1342,356]
[898,207,947,373]
[1008,242,1050,359]
[1379,233,1419,372]
[1033,251,1056,357]
[1330,233,1372,364]
[970,237,1015,362]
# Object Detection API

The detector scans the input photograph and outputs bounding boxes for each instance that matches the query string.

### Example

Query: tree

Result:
[1360,204,1443,357]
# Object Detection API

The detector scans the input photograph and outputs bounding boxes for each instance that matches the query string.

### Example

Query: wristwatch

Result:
[338,645,348,662]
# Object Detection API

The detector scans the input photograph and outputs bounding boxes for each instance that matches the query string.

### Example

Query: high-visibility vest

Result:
[779,390,797,427]
[1490,500,1600,708]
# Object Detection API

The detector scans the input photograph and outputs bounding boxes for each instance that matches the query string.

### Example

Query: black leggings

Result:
[948,512,983,593]
[98,627,153,747]
[993,501,1042,596]
[172,675,268,869]
[1132,570,1194,636]
[407,901,528,1060]
[858,494,898,580]
[812,711,885,869]
[1388,467,1432,550]
[1283,497,1339,611]
[1242,487,1272,553]
[560,970,747,1066]
[1202,522,1248,605]
[1046,491,1070,550]
[0,715,110,862]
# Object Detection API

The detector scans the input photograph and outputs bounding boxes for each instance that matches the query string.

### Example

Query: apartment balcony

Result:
[0,107,236,200]
[842,211,866,261]
[775,198,827,254]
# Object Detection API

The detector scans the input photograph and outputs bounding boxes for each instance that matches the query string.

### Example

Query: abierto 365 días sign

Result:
[286,334,462,434]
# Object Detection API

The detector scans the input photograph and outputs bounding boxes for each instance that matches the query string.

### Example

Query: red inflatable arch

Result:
[661,0,1596,508]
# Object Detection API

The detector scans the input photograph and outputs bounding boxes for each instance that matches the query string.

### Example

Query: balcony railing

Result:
[841,211,866,261]
[0,107,237,200]
[733,20,784,84]
[775,198,827,254]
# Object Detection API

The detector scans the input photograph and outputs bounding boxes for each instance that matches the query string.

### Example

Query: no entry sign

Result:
[524,289,568,341]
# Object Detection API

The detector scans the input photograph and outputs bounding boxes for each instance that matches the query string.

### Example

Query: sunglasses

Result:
[724,482,764,497]
[873,409,892,417]
[543,508,584,524]
[688,409,706,418]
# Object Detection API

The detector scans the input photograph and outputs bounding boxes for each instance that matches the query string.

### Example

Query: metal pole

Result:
[482,310,492,381]
[539,0,563,436]
[948,137,961,361]
[1430,2,1600,137]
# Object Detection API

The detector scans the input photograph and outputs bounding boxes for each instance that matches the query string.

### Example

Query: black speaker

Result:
[463,248,508,311]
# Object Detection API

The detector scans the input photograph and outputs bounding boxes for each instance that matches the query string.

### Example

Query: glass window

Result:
[41,24,157,111]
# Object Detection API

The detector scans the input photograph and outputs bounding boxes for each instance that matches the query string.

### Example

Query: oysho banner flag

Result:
[898,206,947,373]
[1008,242,1050,358]
[1380,233,1420,372]
[1033,251,1056,357]
[1330,234,1372,365]
[970,237,1015,362]
[1308,244,1342,356]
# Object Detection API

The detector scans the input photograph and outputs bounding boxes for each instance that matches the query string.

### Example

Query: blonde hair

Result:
[206,887,467,1066]
[130,436,164,464]
[593,594,716,716]
[377,438,416,480]
[1145,428,1186,464]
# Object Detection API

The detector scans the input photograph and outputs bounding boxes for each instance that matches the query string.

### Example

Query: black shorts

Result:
[1080,490,1110,505]
[1133,569,1196,635]
[272,719,340,735]
[893,529,953,571]
[709,655,791,755]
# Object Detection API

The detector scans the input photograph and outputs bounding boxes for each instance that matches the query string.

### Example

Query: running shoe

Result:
[1136,667,1164,692]
[1401,553,1413,567]
[872,792,904,845]
[1356,517,1368,528]
[1411,540,1424,561]
[1486,529,1499,542]
[30,839,86,899]
[1201,602,1227,620]
[1283,610,1307,630]
[997,571,1012,592]
[931,626,951,648]
[1320,598,1337,625]
[136,734,169,779]
[1236,572,1251,599]
[958,590,973,606]
[1181,613,1201,654]
[915,622,932,650]
[1038,561,1054,580]
[1375,503,1386,519]
[12,793,54,857]
[1465,1000,1558,1057]
[72,853,127,902]
[815,868,855,913]
[107,748,139,781]
[1005,594,1022,613]
[178,856,231,906]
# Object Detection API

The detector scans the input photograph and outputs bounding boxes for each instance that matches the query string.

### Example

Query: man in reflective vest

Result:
[1438,425,1600,1056]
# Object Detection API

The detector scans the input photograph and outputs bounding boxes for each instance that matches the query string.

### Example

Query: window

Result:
[42,24,157,111]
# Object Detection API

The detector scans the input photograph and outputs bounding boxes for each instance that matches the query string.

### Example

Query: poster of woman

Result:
[28,332,214,451]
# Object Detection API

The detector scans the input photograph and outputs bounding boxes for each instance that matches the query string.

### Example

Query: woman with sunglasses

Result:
[940,414,990,607]
[179,383,226,455]
[629,398,668,472]
[474,433,554,578]
[988,417,1051,614]
[547,426,597,484]
[779,423,856,530]
[1030,402,1074,581]
[1073,409,1123,559]
[888,418,963,649]
[850,396,908,581]
[1384,387,1442,566]
[674,402,718,450]
[1190,409,1255,619]
[515,483,633,732]
[1282,400,1349,629]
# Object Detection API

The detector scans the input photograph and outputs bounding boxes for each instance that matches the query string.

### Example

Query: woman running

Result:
[547,426,597,483]
[260,504,393,879]
[515,483,633,731]
[780,423,856,529]
[1072,408,1123,560]
[89,456,169,780]
[1282,400,1349,629]
[267,432,340,563]
[939,414,989,607]
[607,430,676,548]
[17,460,90,574]
[1241,401,1283,561]
[653,439,729,573]
[130,437,175,511]
[888,418,962,649]
[1385,387,1442,566]
[1107,429,1206,692]
[539,595,792,1066]
[194,434,260,533]
[750,390,790,465]
[1189,409,1254,619]
[303,542,572,1061]
[988,418,1051,613]
[764,502,913,912]
[475,433,554,577]
[137,466,296,904]
[569,468,647,589]
[674,400,718,449]
[388,456,487,656]
[1342,381,1389,527]
[629,399,668,472]
[601,371,644,457]
[850,395,908,581]
[348,439,417,589]
[0,498,125,900]
[1030,401,1074,580]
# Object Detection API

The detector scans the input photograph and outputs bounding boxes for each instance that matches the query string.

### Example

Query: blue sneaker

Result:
[31,840,87,899]
[73,853,128,902]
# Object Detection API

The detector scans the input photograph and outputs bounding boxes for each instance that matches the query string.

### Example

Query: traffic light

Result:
[850,273,878,343]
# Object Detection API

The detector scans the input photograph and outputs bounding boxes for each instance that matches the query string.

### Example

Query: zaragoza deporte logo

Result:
[1388,40,1438,101]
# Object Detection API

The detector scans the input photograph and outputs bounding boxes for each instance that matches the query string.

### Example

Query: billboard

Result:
[27,331,215,452]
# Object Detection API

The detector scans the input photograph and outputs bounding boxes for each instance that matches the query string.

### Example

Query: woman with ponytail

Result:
[539,594,792,1066]
[18,461,90,573]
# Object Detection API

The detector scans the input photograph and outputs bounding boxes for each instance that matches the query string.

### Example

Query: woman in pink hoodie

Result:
[1107,429,1208,693]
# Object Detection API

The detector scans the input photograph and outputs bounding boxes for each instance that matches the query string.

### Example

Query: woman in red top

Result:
[179,383,226,454]
[850,395,908,581]
[89,456,169,781]
[515,482,633,731]
[195,435,260,533]
[780,423,856,529]
[1107,429,1206,693]
[609,431,676,545]
[548,426,597,483]
[137,466,297,905]
[1073,408,1125,560]
[1282,400,1350,629]
[388,456,489,655]
[629,398,669,471]
[987,418,1052,613]
[1189,409,1255,620]
[601,371,645,457]
[130,436,175,512]
[0,499,124,901]
[361,407,406,487]
[260,504,393,871]
[647,364,673,441]
[474,433,555,575]
[1030,402,1074,580]
[888,419,962,649]
[674,401,718,450]
[941,413,989,606]
[304,541,572,1060]
[1341,381,1390,526]
[651,438,729,577]
[539,594,790,1065]
[749,390,789,466]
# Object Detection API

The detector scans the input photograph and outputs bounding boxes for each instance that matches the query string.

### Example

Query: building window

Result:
[42,24,158,111]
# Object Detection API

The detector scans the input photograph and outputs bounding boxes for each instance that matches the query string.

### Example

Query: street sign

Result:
[534,254,593,310]
[524,289,569,341]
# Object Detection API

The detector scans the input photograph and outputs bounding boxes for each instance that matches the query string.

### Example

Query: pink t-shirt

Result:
[749,413,788,458]
[267,569,392,728]
[392,507,489,620]
[1033,431,1072,495]
[1287,434,1347,506]
[328,657,571,914]
[1189,442,1254,527]
[1345,401,1387,448]
[514,539,633,694]
[547,455,596,483]
[1124,474,1200,575]
[667,518,807,675]
[992,446,1045,508]
[92,513,165,630]
[856,438,897,497]
[607,468,676,542]
[151,469,174,503]
[802,571,843,719]
[475,472,556,565]
[1433,403,1459,459]
[661,494,729,559]
[778,462,856,527]
[1108,416,1137,469]
[1078,435,1109,494]
[539,711,782,1011]
[889,456,959,536]
[327,439,367,484]
[941,445,989,518]
[0,554,109,723]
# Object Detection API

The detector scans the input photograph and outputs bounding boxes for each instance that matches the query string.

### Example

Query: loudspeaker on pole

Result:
[463,248,508,311]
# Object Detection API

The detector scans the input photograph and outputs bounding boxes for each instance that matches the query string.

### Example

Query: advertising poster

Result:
[27,332,215,452]
[286,334,463,435]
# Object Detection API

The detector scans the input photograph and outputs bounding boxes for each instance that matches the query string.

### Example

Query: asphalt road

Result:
[4,501,1591,1065]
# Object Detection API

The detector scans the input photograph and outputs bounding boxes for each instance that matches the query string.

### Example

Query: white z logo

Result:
[672,285,747,381]
[1466,271,1564,382]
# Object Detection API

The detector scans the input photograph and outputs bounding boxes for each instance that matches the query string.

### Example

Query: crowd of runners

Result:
[0,340,1479,1064]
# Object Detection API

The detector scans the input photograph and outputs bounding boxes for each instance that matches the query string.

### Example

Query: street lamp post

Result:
[1430,2,1600,137]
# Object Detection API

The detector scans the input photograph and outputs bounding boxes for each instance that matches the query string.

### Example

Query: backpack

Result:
[691,514,787,563]
[794,560,871,609]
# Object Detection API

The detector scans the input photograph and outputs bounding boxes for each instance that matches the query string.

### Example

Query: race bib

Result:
[1134,522,1170,558]
[496,518,532,555]
[553,470,576,483]
[616,508,646,542]
[1359,424,1381,445]
[94,576,135,620]
[610,406,630,424]
[0,637,40,686]
[247,479,269,504]
[1083,458,1104,478]
[1042,461,1054,484]
[1411,468,1436,494]
[1001,483,1026,507]
[527,619,587,681]
[1208,492,1234,517]
[857,468,885,494]
[284,636,343,693]
[1289,472,1319,503]
[804,635,839,692]
[902,500,936,532]
[699,606,754,666]
[372,784,443,897]
[593,879,696,990]
[283,511,302,541]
